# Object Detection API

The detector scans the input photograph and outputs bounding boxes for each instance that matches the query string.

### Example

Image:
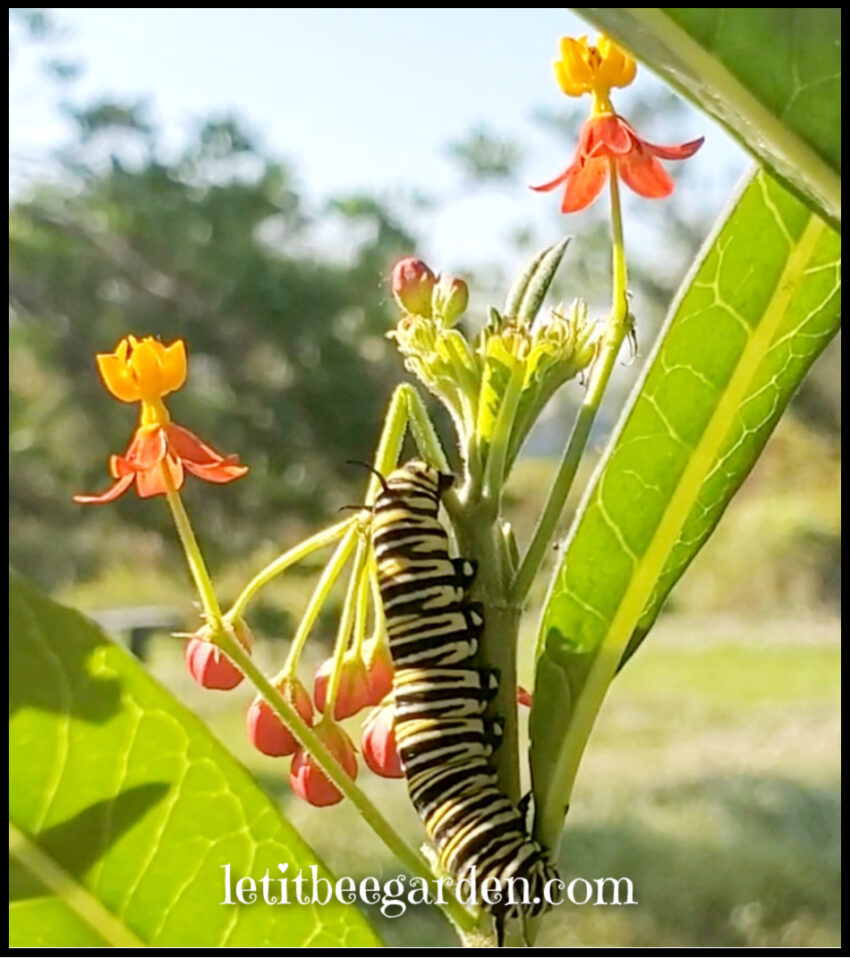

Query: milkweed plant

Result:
[70,27,840,949]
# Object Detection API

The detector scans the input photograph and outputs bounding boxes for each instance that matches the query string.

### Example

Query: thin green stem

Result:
[405,385,464,520]
[279,527,358,677]
[367,557,389,649]
[228,519,353,623]
[211,628,477,934]
[366,385,410,502]
[443,331,481,431]
[351,558,370,657]
[404,384,451,473]
[437,337,474,437]
[324,539,367,716]
[511,160,630,605]
[608,161,628,317]
[481,360,526,512]
[162,469,222,626]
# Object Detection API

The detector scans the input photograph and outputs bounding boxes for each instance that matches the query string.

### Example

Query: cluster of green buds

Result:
[388,241,598,490]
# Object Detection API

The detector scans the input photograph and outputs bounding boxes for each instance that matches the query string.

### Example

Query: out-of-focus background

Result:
[9,9,840,948]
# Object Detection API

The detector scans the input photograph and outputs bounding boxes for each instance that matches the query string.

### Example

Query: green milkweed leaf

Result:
[531,171,841,849]
[9,573,382,948]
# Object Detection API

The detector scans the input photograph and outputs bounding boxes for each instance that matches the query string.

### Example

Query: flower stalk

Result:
[513,159,631,605]
[162,466,223,627]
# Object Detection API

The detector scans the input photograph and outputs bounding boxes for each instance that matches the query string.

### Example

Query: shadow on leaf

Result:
[10,782,171,901]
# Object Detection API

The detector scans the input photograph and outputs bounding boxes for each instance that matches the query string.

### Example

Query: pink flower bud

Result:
[390,257,435,316]
[246,678,314,757]
[289,723,358,807]
[361,704,404,779]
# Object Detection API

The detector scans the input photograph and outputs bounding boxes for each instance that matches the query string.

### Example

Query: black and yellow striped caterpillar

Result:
[370,458,559,935]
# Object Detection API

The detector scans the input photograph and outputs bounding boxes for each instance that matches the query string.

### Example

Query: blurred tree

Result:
[10,102,416,588]
[9,10,837,600]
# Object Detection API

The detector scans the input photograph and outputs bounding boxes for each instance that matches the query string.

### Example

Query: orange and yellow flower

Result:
[74,335,248,504]
[532,35,704,213]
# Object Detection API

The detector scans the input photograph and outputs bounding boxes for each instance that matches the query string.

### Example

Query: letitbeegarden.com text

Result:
[221,865,637,918]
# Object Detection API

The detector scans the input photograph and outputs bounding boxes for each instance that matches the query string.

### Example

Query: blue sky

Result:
[10,9,748,266]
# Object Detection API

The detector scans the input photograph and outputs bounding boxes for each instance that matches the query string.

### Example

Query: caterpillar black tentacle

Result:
[370,458,559,930]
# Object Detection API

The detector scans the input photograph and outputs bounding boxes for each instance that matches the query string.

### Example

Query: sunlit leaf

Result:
[531,171,841,849]
[9,573,382,947]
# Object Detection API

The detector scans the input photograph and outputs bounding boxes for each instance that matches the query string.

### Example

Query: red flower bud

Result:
[246,678,314,757]
[363,640,394,706]
[313,654,371,719]
[391,257,435,317]
[185,636,244,690]
[185,620,252,691]
[517,685,533,708]
[361,704,404,779]
[289,722,358,807]
[432,275,469,327]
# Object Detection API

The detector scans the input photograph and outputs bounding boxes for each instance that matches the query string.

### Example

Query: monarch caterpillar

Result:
[370,458,559,937]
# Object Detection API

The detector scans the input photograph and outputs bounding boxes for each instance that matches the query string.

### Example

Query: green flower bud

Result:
[431,275,469,327]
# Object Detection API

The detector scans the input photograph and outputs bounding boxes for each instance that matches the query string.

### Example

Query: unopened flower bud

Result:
[185,620,252,691]
[289,722,358,807]
[431,275,469,327]
[363,640,394,705]
[247,678,314,757]
[361,704,404,779]
[313,654,371,719]
[391,257,435,317]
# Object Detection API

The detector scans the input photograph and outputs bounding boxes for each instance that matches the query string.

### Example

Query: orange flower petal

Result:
[109,454,134,478]
[125,426,168,471]
[184,458,249,484]
[529,166,573,193]
[73,474,134,505]
[96,353,140,403]
[640,134,705,161]
[618,152,674,199]
[129,339,164,399]
[593,114,633,155]
[165,422,225,465]
[561,154,609,212]
[160,340,187,395]
[135,456,184,498]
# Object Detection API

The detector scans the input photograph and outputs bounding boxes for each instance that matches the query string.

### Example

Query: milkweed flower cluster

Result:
[389,255,598,462]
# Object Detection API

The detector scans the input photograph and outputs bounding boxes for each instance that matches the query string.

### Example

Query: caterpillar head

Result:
[395,459,455,495]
